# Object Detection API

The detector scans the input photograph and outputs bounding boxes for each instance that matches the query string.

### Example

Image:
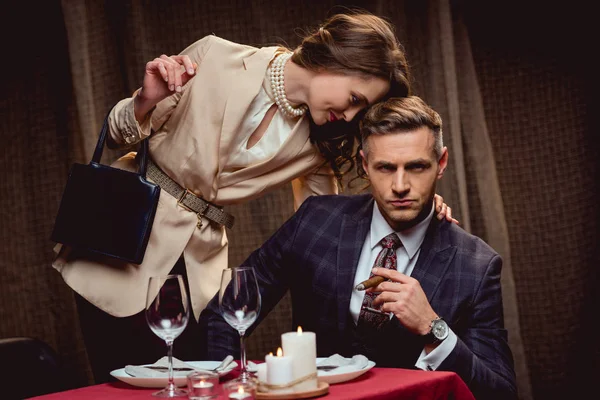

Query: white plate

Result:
[316,357,375,384]
[110,360,238,388]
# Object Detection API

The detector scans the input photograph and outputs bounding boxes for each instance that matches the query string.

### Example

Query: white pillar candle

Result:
[265,347,294,393]
[256,362,267,383]
[281,326,317,390]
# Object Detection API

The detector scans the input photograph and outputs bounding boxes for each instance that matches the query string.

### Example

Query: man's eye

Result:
[351,95,360,105]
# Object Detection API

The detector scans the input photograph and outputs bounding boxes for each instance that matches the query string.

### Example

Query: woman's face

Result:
[306,72,390,126]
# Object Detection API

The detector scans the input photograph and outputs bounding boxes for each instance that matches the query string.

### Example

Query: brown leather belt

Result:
[147,159,235,229]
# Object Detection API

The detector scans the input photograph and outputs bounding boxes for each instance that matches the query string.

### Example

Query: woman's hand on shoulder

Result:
[434,194,459,224]
[134,54,197,122]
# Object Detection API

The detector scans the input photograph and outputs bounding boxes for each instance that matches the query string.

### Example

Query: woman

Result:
[53,11,453,383]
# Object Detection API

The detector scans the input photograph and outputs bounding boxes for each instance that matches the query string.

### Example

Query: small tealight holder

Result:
[186,370,219,400]
[222,379,257,400]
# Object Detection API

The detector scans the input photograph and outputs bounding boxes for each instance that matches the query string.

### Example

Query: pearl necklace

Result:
[269,52,308,118]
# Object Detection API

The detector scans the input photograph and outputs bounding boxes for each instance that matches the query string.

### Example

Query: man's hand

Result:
[368,267,437,336]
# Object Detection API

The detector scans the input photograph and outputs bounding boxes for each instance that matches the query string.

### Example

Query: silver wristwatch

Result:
[423,316,449,344]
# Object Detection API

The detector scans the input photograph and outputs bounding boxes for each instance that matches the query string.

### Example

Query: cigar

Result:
[362,306,390,316]
[355,275,386,291]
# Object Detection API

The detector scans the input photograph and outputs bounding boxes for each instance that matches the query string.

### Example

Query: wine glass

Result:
[219,266,261,382]
[146,274,190,397]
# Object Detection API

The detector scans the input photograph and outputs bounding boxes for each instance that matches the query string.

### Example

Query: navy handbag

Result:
[51,108,160,264]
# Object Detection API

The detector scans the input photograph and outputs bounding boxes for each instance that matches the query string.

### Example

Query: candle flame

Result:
[277,347,283,357]
[238,386,245,394]
[268,352,273,356]
[297,326,303,334]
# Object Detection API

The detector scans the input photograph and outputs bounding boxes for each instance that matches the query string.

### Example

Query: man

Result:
[200,96,517,399]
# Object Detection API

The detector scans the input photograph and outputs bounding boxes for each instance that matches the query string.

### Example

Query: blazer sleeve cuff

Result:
[108,96,153,147]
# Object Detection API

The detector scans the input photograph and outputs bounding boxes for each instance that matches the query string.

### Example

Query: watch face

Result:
[432,320,449,340]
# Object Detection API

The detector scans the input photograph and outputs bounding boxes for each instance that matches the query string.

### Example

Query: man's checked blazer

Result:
[200,193,517,399]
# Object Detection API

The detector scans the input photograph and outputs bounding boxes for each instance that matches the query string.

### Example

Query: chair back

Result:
[0,337,66,399]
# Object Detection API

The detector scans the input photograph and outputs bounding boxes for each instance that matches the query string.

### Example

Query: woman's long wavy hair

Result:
[291,11,412,187]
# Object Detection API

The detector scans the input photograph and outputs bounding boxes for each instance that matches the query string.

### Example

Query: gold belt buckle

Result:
[177,188,206,229]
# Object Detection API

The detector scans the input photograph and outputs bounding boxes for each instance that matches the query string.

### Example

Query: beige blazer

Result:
[53,36,337,320]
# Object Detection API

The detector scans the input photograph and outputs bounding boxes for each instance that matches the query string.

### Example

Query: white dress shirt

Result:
[349,202,458,371]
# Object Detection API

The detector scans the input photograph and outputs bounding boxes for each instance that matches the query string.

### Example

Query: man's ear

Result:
[437,147,448,179]
[360,149,368,176]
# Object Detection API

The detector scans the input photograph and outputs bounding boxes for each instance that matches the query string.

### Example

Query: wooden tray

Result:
[256,381,329,399]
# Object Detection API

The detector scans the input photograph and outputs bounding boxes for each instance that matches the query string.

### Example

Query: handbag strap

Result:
[90,106,150,178]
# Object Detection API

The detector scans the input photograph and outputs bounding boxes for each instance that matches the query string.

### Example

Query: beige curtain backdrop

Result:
[1,1,595,399]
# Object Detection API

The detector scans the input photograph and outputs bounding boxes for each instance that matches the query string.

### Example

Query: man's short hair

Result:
[360,96,444,160]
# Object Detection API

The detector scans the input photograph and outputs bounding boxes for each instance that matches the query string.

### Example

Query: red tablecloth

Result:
[30,367,475,400]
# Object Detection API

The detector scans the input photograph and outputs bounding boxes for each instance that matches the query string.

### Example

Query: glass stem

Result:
[239,330,247,374]
[166,339,175,389]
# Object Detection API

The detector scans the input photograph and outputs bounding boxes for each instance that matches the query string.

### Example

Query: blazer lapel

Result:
[336,196,374,334]
[410,219,456,302]
[217,46,278,178]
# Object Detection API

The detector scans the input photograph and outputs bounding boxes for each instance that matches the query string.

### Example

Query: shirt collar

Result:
[370,202,434,260]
